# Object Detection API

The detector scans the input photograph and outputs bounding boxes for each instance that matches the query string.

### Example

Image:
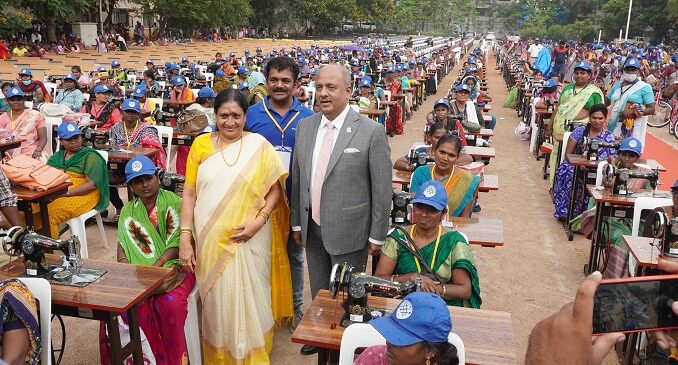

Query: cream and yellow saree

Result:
[188,132,292,364]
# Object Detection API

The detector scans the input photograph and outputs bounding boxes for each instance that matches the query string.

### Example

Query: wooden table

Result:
[565,154,666,172]
[291,290,517,365]
[359,109,386,120]
[467,128,494,138]
[392,170,498,193]
[0,138,24,157]
[621,235,660,273]
[448,216,505,247]
[161,129,201,147]
[533,108,553,161]
[0,255,172,365]
[15,182,72,236]
[585,186,672,274]
[462,146,496,159]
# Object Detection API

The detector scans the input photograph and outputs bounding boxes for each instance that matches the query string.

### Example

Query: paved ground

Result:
[24,40,678,364]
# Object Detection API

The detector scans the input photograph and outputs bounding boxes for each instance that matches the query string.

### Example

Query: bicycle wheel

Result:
[647,100,672,128]
[673,118,678,139]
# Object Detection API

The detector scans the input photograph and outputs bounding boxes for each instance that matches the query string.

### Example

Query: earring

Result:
[425,353,433,365]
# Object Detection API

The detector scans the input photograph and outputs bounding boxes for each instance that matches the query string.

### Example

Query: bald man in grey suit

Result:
[291,64,392,301]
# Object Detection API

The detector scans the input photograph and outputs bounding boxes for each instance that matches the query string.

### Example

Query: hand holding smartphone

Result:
[593,274,678,334]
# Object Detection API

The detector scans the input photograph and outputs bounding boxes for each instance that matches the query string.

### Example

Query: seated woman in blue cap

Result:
[375,180,481,308]
[425,98,467,145]
[99,155,195,365]
[54,74,84,112]
[393,122,473,173]
[410,135,480,218]
[45,121,109,238]
[353,292,460,365]
[552,103,616,220]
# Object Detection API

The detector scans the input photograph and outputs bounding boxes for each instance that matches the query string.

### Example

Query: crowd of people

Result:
[0,31,675,365]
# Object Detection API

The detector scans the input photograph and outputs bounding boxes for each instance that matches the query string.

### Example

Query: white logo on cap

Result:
[423,185,437,198]
[66,124,76,132]
[131,161,143,172]
[396,300,413,320]
[11,89,18,95]
[629,140,638,148]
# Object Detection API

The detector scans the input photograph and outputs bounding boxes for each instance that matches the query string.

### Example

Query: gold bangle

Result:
[179,228,193,236]
[441,284,447,298]
[257,212,270,223]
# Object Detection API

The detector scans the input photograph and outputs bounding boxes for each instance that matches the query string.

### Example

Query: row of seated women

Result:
[0,85,169,238]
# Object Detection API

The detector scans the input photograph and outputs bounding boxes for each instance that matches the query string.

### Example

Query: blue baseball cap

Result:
[171,63,181,71]
[370,292,451,346]
[172,76,186,86]
[454,84,471,93]
[411,180,448,211]
[672,179,678,190]
[125,155,157,184]
[111,60,120,67]
[239,82,250,90]
[573,60,592,72]
[63,74,78,82]
[19,68,32,76]
[181,57,188,62]
[5,87,24,98]
[93,84,112,94]
[619,137,642,155]
[386,67,395,74]
[132,87,147,98]
[256,47,262,51]
[96,66,107,73]
[359,79,372,88]
[434,98,450,109]
[198,86,217,98]
[121,98,141,113]
[57,122,83,139]
[543,79,558,88]
[215,69,225,77]
[237,66,249,75]
[624,57,641,69]
[146,59,154,65]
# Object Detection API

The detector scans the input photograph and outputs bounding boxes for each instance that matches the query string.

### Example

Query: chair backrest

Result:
[382,89,392,101]
[153,125,174,170]
[17,277,52,365]
[350,104,360,112]
[96,149,109,163]
[338,323,465,365]
[43,82,58,99]
[203,72,214,87]
[45,117,62,154]
[560,131,571,164]
[631,197,673,237]
[127,74,137,87]
[302,86,315,109]
[595,161,610,187]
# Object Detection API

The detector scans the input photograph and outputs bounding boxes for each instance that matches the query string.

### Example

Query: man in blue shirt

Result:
[245,56,314,337]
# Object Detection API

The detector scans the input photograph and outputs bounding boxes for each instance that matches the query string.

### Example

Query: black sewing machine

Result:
[565,119,588,132]
[391,190,414,225]
[329,263,419,327]
[603,166,659,196]
[83,128,110,147]
[407,150,434,170]
[1,226,80,277]
[544,97,556,112]
[583,137,619,161]
[1,227,106,286]
[159,169,185,194]
[648,210,678,258]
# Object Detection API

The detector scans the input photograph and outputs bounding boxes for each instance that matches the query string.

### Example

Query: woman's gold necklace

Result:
[123,120,139,148]
[218,132,245,167]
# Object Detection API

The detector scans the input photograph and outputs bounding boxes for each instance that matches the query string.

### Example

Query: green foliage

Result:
[0,10,31,38]
[138,0,252,31]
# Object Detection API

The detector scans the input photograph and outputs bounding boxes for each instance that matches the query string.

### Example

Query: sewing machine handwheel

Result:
[329,263,341,298]
[2,240,20,257]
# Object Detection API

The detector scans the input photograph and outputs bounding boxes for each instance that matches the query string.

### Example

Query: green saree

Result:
[46,147,110,211]
[382,228,482,308]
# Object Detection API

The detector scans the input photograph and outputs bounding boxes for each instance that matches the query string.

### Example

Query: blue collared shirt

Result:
[245,96,314,198]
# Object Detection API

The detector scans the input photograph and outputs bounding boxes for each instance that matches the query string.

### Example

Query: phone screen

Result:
[593,275,678,334]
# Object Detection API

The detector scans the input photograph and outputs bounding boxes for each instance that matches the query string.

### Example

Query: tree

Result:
[601,0,676,42]
[4,0,89,40]
[299,0,356,33]
[138,0,252,36]
[0,9,31,39]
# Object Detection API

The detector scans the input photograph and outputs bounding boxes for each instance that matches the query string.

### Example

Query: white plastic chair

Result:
[184,286,201,365]
[560,131,571,165]
[153,125,174,170]
[63,150,109,258]
[196,64,207,74]
[338,323,465,365]
[631,197,673,237]
[350,105,360,112]
[45,117,62,155]
[126,74,137,87]
[43,82,57,99]
[203,72,214,87]
[18,277,52,365]
[595,161,610,187]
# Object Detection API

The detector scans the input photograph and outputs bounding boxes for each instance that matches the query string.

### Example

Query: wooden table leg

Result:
[126,306,144,364]
[106,313,124,365]
[317,348,328,365]
[38,201,51,236]
[587,201,605,274]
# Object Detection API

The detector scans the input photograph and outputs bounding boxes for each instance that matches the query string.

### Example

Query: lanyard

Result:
[431,164,455,190]
[408,225,442,273]
[262,101,301,147]
[124,120,139,148]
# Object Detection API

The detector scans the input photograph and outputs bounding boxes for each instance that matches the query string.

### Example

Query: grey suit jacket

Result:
[291,108,392,255]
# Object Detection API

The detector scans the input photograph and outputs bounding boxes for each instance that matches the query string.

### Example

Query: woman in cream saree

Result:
[179,90,293,364]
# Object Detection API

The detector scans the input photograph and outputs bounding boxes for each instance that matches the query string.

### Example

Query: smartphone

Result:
[593,274,678,334]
